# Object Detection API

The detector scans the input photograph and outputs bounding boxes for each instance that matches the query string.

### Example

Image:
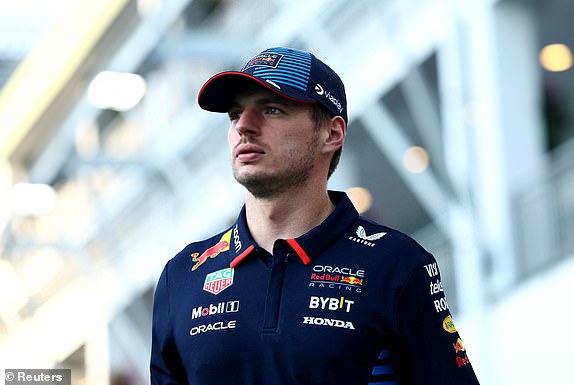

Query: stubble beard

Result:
[232,135,319,199]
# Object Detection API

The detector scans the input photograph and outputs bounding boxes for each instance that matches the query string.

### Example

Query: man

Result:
[150,47,481,385]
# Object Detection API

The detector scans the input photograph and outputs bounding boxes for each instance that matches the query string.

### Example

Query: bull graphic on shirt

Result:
[191,230,232,271]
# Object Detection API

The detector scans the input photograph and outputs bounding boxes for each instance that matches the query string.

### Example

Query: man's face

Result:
[227,87,321,198]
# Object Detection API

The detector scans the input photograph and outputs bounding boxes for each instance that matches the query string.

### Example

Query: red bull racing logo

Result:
[191,230,232,271]
[453,337,471,368]
[242,53,282,71]
[309,265,365,293]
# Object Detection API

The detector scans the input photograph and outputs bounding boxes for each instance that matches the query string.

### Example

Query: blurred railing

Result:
[412,223,457,313]
[513,137,574,279]
[413,136,574,316]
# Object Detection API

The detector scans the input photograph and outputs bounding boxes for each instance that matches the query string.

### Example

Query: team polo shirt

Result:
[151,191,480,385]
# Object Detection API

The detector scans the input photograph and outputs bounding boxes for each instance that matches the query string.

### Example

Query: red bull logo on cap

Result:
[242,53,282,71]
[191,230,232,271]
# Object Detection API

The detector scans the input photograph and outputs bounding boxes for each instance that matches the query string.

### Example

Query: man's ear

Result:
[322,116,346,153]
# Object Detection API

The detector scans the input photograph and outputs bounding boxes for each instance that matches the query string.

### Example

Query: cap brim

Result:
[198,71,316,113]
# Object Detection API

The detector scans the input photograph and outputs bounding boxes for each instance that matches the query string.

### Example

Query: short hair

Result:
[311,103,343,178]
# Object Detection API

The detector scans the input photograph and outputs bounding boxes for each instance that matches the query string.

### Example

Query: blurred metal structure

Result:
[1,0,573,384]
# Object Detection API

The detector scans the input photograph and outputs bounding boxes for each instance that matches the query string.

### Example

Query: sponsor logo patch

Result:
[190,320,236,336]
[313,265,365,277]
[191,301,240,319]
[302,316,355,330]
[203,268,234,295]
[191,230,232,271]
[242,53,282,71]
[314,83,344,114]
[341,276,363,285]
[232,225,242,253]
[348,225,386,247]
[429,278,444,295]
[309,265,365,293]
[443,315,457,333]
[456,353,471,367]
[433,296,449,313]
[424,262,439,278]
[453,338,465,353]
[309,296,354,313]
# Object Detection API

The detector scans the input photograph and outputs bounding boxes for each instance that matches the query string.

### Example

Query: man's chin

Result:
[232,163,312,198]
[234,173,283,198]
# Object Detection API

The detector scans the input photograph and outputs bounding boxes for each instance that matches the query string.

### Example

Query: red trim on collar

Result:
[230,245,255,268]
[286,238,311,265]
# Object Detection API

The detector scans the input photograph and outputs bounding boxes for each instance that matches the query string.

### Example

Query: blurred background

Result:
[0,0,573,384]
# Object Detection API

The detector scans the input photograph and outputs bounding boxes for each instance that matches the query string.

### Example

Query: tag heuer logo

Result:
[203,268,234,295]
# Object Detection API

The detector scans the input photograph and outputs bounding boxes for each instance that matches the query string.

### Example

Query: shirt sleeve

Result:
[394,253,481,385]
[150,263,189,385]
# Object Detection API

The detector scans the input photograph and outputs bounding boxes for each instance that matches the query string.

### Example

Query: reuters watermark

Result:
[4,370,70,385]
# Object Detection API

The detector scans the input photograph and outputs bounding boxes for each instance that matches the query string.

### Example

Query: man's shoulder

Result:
[353,216,433,263]
[349,217,436,289]
[167,227,233,268]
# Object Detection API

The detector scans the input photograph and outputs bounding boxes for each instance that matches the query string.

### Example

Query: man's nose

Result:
[234,108,260,137]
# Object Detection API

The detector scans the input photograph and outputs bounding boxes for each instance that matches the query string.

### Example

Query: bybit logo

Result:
[309,296,354,313]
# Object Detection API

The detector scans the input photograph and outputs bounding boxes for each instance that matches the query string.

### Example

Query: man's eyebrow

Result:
[229,95,297,109]
[256,96,294,105]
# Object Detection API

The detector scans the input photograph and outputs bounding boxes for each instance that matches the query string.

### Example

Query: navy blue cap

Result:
[198,47,347,123]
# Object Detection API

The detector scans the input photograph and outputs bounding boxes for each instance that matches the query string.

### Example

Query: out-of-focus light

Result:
[403,146,429,173]
[346,187,373,214]
[20,248,65,294]
[539,44,573,72]
[0,158,13,230]
[87,71,146,111]
[74,120,99,157]
[0,0,130,160]
[137,0,161,16]
[0,260,27,313]
[11,182,57,216]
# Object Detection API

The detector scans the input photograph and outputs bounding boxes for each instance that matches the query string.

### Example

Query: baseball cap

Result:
[198,47,347,123]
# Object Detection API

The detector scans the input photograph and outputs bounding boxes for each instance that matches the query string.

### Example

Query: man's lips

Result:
[235,144,266,163]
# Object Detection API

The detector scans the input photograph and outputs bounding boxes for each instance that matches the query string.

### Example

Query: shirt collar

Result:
[228,190,359,267]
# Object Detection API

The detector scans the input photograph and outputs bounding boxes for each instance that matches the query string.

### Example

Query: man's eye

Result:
[228,111,241,121]
[266,107,281,115]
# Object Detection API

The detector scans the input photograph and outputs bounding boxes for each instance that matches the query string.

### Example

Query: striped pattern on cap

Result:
[246,48,312,92]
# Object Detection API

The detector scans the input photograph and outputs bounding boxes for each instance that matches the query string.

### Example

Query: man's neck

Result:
[244,185,335,254]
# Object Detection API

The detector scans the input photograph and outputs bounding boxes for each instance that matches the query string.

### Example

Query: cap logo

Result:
[242,53,283,71]
[316,83,344,114]
[266,79,281,89]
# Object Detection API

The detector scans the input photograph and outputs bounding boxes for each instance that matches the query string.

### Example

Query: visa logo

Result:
[424,263,439,278]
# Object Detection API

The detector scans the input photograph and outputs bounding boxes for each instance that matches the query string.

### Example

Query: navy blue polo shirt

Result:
[150,191,480,385]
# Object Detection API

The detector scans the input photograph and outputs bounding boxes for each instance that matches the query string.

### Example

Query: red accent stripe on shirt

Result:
[286,238,311,265]
[230,244,255,268]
